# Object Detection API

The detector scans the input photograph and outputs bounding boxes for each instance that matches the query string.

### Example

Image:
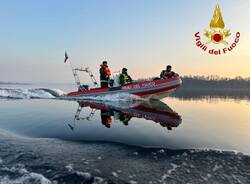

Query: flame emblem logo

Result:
[204,5,231,45]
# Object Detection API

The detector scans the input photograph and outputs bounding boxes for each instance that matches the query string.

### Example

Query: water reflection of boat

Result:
[69,100,182,130]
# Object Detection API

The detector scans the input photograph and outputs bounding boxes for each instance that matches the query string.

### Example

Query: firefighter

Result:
[119,113,132,126]
[119,68,132,86]
[99,61,111,88]
[100,109,113,128]
[160,65,177,79]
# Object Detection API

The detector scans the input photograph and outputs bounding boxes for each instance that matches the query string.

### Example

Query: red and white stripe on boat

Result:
[66,76,182,99]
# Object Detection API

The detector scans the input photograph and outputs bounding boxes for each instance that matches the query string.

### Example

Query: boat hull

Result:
[66,76,182,100]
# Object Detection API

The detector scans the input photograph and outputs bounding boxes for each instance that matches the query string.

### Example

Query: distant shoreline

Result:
[171,76,250,100]
[0,82,31,85]
[180,76,250,89]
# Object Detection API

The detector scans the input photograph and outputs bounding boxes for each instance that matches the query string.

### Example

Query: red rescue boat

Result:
[67,76,182,100]
[63,54,182,100]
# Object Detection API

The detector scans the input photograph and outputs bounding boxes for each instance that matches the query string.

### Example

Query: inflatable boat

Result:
[67,76,182,100]
[63,56,181,99]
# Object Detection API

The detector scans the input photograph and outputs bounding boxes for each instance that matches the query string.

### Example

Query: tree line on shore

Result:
[180,75,250,89]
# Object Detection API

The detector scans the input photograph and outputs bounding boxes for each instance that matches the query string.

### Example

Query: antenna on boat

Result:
[64,51,98,91]
[64,51,82,89]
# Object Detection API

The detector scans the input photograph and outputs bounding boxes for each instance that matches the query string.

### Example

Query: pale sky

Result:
[0,0,249,83]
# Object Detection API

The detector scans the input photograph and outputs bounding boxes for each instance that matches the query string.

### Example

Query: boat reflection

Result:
[68,100,182,130]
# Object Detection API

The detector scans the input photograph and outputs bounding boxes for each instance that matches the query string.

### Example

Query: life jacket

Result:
[106,117,112,125]
[103,117,112,128]
[100,64,111,77]
[121,74,131,84]
[105,67,111,76]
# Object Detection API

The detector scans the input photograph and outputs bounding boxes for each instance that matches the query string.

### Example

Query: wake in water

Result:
[0,87,143,102]
[0,88,65,99]
[61,92,143,102]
